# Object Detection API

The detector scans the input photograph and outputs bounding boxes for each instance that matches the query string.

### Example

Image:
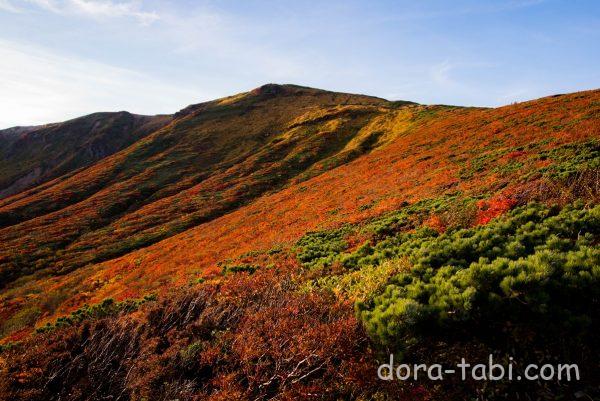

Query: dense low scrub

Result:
[297,201,600,399]
[35,294,157,334]
[0,265,416,401]
[2,201,598,400]
[357,202,599,351]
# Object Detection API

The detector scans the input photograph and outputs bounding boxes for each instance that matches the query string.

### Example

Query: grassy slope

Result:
[0,87,598,341]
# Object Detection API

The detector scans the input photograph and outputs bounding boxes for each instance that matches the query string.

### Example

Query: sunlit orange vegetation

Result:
[0,85,387,284]
[0,86,598,341]
[475,196,518,225]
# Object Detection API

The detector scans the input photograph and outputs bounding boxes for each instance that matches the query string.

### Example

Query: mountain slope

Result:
[0,111,171,200]
[0,86,598,401]
[0,84,393,287]
[0,87,597,343]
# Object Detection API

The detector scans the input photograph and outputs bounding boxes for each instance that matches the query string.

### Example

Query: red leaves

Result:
[233,292,362,399]
[425,214,447,233]
[0,264,401,401]
[476,196,517,225]
[506,150,527,159]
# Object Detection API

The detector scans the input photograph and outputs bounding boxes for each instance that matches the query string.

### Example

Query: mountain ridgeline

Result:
[0,84,395,286]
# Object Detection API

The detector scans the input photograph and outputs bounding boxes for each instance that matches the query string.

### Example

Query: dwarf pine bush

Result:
[296,227,350,268]
[357,202,600,350]
[36,294,157,333]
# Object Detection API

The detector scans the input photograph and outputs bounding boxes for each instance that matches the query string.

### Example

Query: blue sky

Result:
[0,0,598,127]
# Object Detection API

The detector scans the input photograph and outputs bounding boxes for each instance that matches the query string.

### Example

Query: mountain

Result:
[0,85,598,401]
[0,111,171,199]
[0,84,393,286]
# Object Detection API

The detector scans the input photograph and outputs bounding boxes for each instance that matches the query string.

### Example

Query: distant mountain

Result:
[0,111,171,199]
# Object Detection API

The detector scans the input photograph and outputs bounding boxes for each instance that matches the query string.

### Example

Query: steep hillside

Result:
[1,86,597,333]
[0,84,393,287]
[0,86,598,401]
[0,111,171,199]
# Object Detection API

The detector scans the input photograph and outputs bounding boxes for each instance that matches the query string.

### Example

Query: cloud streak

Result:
[67,0,158,24]
[2,0,158,24]
[0,0,21,12]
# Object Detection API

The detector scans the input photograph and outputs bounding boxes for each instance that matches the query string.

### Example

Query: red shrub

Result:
[476,196,517,225]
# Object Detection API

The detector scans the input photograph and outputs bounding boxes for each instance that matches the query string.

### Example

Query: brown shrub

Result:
[0,265,409,401]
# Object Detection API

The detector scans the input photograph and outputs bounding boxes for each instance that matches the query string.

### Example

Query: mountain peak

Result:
[249,83,322,97]
[251,83,289,96]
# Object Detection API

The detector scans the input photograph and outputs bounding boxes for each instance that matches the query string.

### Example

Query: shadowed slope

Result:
[0,112,171,199]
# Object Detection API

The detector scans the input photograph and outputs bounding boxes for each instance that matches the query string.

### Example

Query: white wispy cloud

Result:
[2,0,158,24]
[147,6,316,81]
[68,0,158,24]
[430,60,456,87]
[0,0,21,12]
[0,39,209,128]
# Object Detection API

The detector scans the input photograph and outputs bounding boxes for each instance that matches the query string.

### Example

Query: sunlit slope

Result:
[0,84,392,287]
[0,111,170,200]
[1,88,597,340]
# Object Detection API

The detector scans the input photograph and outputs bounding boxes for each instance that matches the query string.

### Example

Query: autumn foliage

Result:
[0,264,417,401]
[0,86,599,400]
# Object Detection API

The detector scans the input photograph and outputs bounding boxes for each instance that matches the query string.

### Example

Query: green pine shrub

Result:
[356,202,599,352]
[36,294,157,333]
